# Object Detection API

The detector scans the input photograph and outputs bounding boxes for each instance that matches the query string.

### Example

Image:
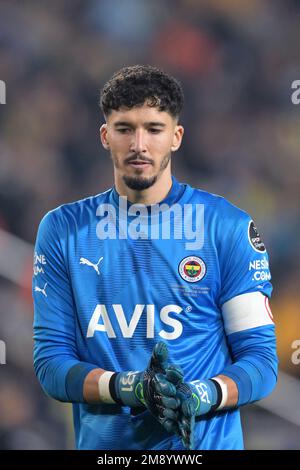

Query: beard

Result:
[122,152,171,191]
[123,174,157,190]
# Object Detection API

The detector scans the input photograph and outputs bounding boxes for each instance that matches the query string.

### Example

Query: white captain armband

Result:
[222,291,274,336]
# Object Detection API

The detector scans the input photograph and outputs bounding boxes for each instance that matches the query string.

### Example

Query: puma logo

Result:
[35,282,48,297]
[79,256,104,275]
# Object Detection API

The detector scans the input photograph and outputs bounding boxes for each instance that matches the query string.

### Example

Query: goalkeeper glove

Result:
[99,342,181,433]
[161,366,224,449]
[182,379,220,417]
[178,378,224,449]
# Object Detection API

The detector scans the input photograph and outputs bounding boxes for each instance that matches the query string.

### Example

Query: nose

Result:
[130,129,147,154]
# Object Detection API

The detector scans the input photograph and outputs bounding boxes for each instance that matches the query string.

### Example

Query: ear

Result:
[100,124,110,150]
[171,125,184,152]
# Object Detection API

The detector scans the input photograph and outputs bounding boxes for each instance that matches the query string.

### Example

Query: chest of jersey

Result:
[67,221,223,346]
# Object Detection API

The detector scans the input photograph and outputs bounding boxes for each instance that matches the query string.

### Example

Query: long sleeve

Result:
[33,210,97,402]
[223,322,278,405]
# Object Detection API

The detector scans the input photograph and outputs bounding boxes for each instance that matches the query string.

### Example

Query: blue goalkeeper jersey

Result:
[33,177,276,450]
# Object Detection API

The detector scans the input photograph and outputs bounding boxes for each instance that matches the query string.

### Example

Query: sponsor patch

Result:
[33,251,47,276]
[178,256,206,283]
[248,221,266,253]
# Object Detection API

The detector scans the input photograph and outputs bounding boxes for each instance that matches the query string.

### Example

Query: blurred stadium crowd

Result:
[0,0,300,449]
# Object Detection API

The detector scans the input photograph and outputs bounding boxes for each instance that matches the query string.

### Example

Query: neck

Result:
[114,169,173,205]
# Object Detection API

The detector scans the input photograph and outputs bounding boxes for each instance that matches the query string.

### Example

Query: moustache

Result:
[125,154,154,165]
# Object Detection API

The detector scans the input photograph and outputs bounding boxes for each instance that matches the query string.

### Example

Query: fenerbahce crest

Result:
[178,256,206,283]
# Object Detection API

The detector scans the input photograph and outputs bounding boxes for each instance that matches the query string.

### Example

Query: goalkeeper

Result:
[33,65,278,450]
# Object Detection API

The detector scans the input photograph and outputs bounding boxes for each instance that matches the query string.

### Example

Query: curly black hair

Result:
[100,65,184,120]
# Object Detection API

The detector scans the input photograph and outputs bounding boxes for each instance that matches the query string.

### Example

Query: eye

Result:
[148,128,161,134]
[117,128,131,134]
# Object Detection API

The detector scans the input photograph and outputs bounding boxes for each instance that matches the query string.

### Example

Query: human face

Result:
[100,103,184,192]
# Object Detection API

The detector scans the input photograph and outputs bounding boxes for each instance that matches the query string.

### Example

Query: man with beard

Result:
[33,65,278,450]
